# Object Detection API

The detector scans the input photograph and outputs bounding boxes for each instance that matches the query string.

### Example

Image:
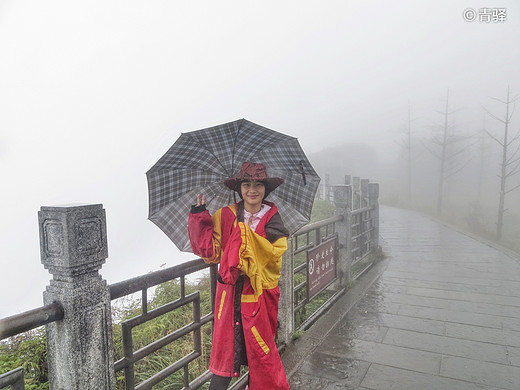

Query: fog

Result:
[310,87,520,254]
[1,1,519,317]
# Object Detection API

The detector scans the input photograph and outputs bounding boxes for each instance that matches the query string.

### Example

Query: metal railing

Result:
[0,367,24,390]
[350,206,377,281]
[0,179,380,389]
[0,302,63,340]
[0,258,252,390]
[290,176,380,331]
[0,304,61,390]
[0,305,61,389]
[292,215,344,330]
[0,260,220,390]
[109,258,218,390]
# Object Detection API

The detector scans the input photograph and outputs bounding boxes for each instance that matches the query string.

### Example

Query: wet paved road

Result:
[284,206,520,389]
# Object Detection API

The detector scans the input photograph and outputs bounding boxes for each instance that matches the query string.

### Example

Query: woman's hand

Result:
[196,194,206,206]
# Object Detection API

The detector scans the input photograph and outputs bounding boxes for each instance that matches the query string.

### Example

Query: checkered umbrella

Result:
[146,119,321,252]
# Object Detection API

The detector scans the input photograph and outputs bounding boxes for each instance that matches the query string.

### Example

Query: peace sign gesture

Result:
[196,194,206,206]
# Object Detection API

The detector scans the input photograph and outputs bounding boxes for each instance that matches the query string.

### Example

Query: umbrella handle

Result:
[299,160,307,185]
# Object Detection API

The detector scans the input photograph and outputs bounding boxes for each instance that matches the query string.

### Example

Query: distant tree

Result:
[483,86,520,240]
[462,117,497,237]
[424,90,473,216]
[476,124,490,206]
[406,104,412,204]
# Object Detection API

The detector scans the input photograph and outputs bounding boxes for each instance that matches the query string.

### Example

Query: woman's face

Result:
[240,180,265,211]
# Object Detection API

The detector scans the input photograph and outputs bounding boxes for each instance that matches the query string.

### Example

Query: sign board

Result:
[307,236,337,299]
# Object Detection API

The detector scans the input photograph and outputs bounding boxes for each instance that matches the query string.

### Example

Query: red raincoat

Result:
[188,200,290,389]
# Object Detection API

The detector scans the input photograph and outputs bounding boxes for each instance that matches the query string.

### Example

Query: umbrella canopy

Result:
[147,119,321,252]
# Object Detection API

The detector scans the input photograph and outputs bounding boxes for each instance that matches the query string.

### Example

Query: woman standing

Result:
[188,162,290,390]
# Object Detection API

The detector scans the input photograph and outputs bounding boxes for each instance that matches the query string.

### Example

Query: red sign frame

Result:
[306,236,337,299]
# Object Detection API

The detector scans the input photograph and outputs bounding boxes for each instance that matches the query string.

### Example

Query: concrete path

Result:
[284,205,520,389]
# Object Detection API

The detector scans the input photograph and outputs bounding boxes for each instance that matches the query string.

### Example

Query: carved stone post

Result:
[361,179,370,208]
[38,204,115,390]
[333,185,353,287]
[353,177,361,210]
[278,237,294,346]
[369,183,380,249]
[325,174,331,202]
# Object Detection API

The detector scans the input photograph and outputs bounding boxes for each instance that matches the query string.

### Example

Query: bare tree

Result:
[483,86,520,240]
[406,104,413,205]
[474,116,495,207]
[424,90,473,216]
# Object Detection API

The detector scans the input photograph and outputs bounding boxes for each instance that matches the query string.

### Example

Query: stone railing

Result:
[0,174,379,389]
[0,204,220,390]
[280,175,380,338]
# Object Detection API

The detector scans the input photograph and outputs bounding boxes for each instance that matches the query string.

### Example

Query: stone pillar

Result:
[278,237,294,345]
[333,185,353,287]
[319,180,325,201]
[361,179,370,208]
[325,174,331,202]
[353,177,361,210]
[369,183,380,249]
[38,204,115,390]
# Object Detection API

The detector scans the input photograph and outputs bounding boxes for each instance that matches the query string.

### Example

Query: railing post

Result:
[318,180,325,201]
[361,179,370,208]
[333,185,353,287]
[369,183,380,248]
[324,174,331,202]
[353,177,361,210]
[278,237,294,345]
[38,204,115,390]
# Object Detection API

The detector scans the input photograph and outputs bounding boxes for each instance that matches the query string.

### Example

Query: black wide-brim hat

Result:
[224,161,284,195]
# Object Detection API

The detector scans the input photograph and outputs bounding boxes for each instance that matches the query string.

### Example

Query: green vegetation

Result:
[294,289,336,330]
[351,246,386,281]
[112,278,214,389]
[0,329,48,390]
[0,277,214,390]
[291,330,304,340]
[310,199,335,222]
[1,274,343,388]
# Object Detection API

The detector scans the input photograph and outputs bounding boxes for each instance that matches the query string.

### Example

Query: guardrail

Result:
[350,206,378,280]
[109,259,218,390]
[289,176,380,332]
[0,302,64,340]
[0,175,379,389]
[292,215,343,330]
[0,367,24,390]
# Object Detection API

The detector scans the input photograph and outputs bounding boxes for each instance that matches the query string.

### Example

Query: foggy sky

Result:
[1,0,519,317]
